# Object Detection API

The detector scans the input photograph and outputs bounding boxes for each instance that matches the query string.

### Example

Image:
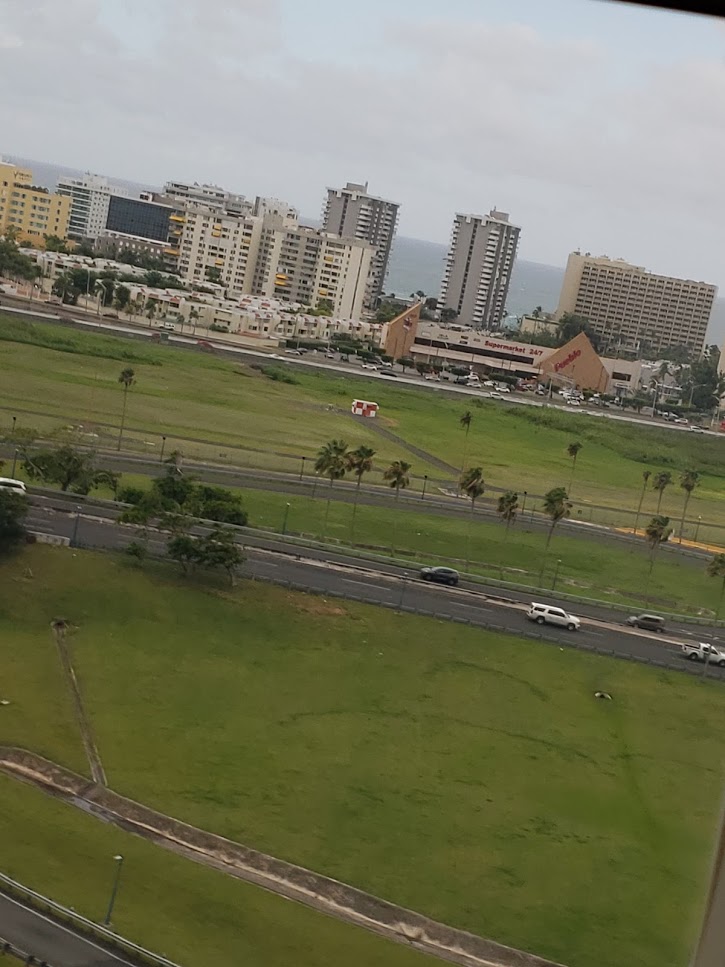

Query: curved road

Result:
[25,498,725,680]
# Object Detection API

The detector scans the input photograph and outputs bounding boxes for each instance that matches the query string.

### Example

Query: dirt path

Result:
[51,627,107,787]
[0,747,566,967]
[350,415,459,476]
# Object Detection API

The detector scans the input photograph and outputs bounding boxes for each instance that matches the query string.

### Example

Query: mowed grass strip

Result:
[0,776,436,967]
[1,316,725,528]
[1,546,723,967]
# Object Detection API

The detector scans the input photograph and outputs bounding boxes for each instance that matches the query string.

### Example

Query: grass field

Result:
[2,316,725,534]
[2,545,723,967]
[0,776,434,967]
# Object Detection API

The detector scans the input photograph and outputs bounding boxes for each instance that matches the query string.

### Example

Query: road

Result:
[25,498,725,679]
[0,893,135,966]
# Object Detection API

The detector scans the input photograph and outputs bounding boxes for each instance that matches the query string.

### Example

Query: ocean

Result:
[7,153,723,343]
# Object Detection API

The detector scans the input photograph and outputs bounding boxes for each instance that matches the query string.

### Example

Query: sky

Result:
[0,0,723,285]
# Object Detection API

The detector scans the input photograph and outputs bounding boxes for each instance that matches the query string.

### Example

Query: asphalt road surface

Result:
[0,893,136,966]
[25,499,725,680]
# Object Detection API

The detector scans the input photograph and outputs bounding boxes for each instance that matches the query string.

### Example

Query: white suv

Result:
[526,602,580,631]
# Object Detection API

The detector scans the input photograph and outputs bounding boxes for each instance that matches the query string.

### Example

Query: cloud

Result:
[0,1,722,284]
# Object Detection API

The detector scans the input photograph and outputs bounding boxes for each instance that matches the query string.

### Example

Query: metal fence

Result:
[0,873,182,967]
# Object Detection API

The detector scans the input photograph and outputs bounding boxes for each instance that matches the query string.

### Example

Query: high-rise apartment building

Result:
[0,161,71,244]
[163,180,251,216]
[555,253,717,357]
[440,209,520,330]
[254,215,373,320]
[56,173,125,239]
[177,208,264,296]
[322,182,399,309]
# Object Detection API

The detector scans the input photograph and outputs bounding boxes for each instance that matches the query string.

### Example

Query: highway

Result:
[25,497,725,679]
[0,893,135,966]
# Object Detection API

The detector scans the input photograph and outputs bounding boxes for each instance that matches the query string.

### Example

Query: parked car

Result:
[361,362,378,371]
[325,351,336,359]
[489,392,504,400]
[674,417,689,425]
[381,361,393,369]
[380,370,398,377]
[681,642,725,666]
[160,321,176,332]
[495,384,511,393]
[626,613,665,633]
[690,425,705,433]
[285,348,302,355]
[0,477,27,495]
[566,398,581,406]
[424,373,440,381]
[420,566,460,587]
[526,602,580,631]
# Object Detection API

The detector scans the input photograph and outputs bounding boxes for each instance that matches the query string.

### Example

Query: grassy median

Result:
[1,545,723,967]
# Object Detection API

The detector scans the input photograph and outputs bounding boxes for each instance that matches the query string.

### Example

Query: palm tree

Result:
[706,553,725,619]
[497,491,519,539]
[652,470,673,514]
[459,411,472,478]
[189,307,200,333]
[383,459,412,555]
[346,445,376,540]
[314,439,348,537]
[539,486,572,583]
[644,515,672,596]
[632,469,651,535]
[460,466,485,568]
[566,442,582,494]
[678,469,700,544]
[117,367,136,451]
[146,299,158,326]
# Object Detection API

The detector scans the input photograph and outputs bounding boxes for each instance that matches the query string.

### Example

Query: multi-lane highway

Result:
[25,496,725,679]
[0,893,135,967]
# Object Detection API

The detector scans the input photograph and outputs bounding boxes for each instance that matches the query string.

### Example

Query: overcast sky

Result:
[0,0,722,285]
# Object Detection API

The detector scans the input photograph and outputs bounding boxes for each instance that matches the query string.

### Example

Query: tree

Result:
[440,308,458,323]
[0,489,28,553]
[205,266,222,285]
[314,439,348,536]
[460,466,485,567]
[542,487,572,550]
[189,307,200,331]
[644,514,672,577]
[117,367,136,451]
[145,299,158,325]
[706,553,725,619]
[43,234,68,253]
[375,302,401,323]
[459,411,472,477]
[397,357,414,373]
[0,235,37,281]
[497,491,519,538]
[52,271,80,305]
[316,298,334,316]
[566,442,583,494]
[167,533,201,575]
[678,469,700,543]
[198,526,244,586]
[346,445,376,539]
[22,446,115,494]
[113,284,130,313]
[383,460,412,555]
[651,470,673,514]
[632,470,651,536]
[557,312,594,346]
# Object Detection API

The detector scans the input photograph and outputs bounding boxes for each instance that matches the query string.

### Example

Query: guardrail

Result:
[0,935,54,965]
[0,872,182,967]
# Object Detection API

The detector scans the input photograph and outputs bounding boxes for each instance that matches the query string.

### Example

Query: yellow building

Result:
[0,162,71,244]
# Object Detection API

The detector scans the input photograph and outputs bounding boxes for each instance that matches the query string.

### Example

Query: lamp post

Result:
[299,456,306,481]
[695,516,702,544]
[421,474,428,500]
[552,559,562,591]
[521,491,528,517]
[71,506,82,547]
[103,855,124,925]
[159,435,167,463]
[11,449,19,478]
[282,502,290,535]
[11,415,16,438]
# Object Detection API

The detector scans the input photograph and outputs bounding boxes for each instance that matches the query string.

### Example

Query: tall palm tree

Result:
[460,466,485,568]
[652,470,673,514]
[459,411,472,478]
[497,491,519,539]
[644,515,672,597]
[539,486,572,583]
[678,469,700,544]
[383,459,412,555]
[346,445,376,540]
[706,553,725,619]
[117,367,136,451]
[633,469,651,536]
[566,442,583,494]
[314,439,348,537]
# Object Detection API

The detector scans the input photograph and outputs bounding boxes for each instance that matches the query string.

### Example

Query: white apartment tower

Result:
[322,182,399,309]
[176,208,263,297]
[440,210,520,330]
[56,173,126,240]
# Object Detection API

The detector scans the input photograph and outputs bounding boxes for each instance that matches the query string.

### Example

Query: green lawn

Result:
[2,545,723,967]
[2,315,725,535]
[0,776,434,967]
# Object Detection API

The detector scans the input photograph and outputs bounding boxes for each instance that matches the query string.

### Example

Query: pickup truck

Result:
[681,642,725,666]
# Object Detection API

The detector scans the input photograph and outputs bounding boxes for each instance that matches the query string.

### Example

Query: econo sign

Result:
[554,348,582,373]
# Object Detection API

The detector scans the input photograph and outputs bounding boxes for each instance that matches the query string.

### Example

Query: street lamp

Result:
[521,490,528,516]
[552,559,562,591]
[103,855,124,925]
[160,435,167,463]
[11,448,19,478]
[71,506,82,547]
[421,474,428,500]
[11,415,16,438]
[282,502,291,535]
[695,516,702,544]
[299,456,306,481]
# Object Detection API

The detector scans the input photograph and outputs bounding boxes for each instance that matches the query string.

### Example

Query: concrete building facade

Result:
[555,252,716,358]
[177,208,264,297]
[0,162,70,244]
[322,181,399,309]
[162,180,251,216]
[440,209,520,331]
[56,173,125,240]
[254,215,373,320]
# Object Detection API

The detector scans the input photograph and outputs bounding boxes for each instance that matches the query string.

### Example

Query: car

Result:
[361,362,378,371]
[285,348,302,355]
[380,370,398,377]
[0,477,27,495]
[495,384,511,393]
[269,353,282,359]
[690,425,704,433]
[526,602,580,631]
[340,354,350,362]
[482,380,496,387]
[566,398,581,406]
[420,566,460,587]
[488,392,503,400]
[325,351,336,359]
[424,373,440,381]
[674,417,689,425]
[626,613,665,633]
[160,321,176,332]
[681,642,725,666]
[381,361,393,369]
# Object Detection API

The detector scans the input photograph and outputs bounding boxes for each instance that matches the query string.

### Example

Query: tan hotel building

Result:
[383,313,642,395]
[0,161,70,244]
